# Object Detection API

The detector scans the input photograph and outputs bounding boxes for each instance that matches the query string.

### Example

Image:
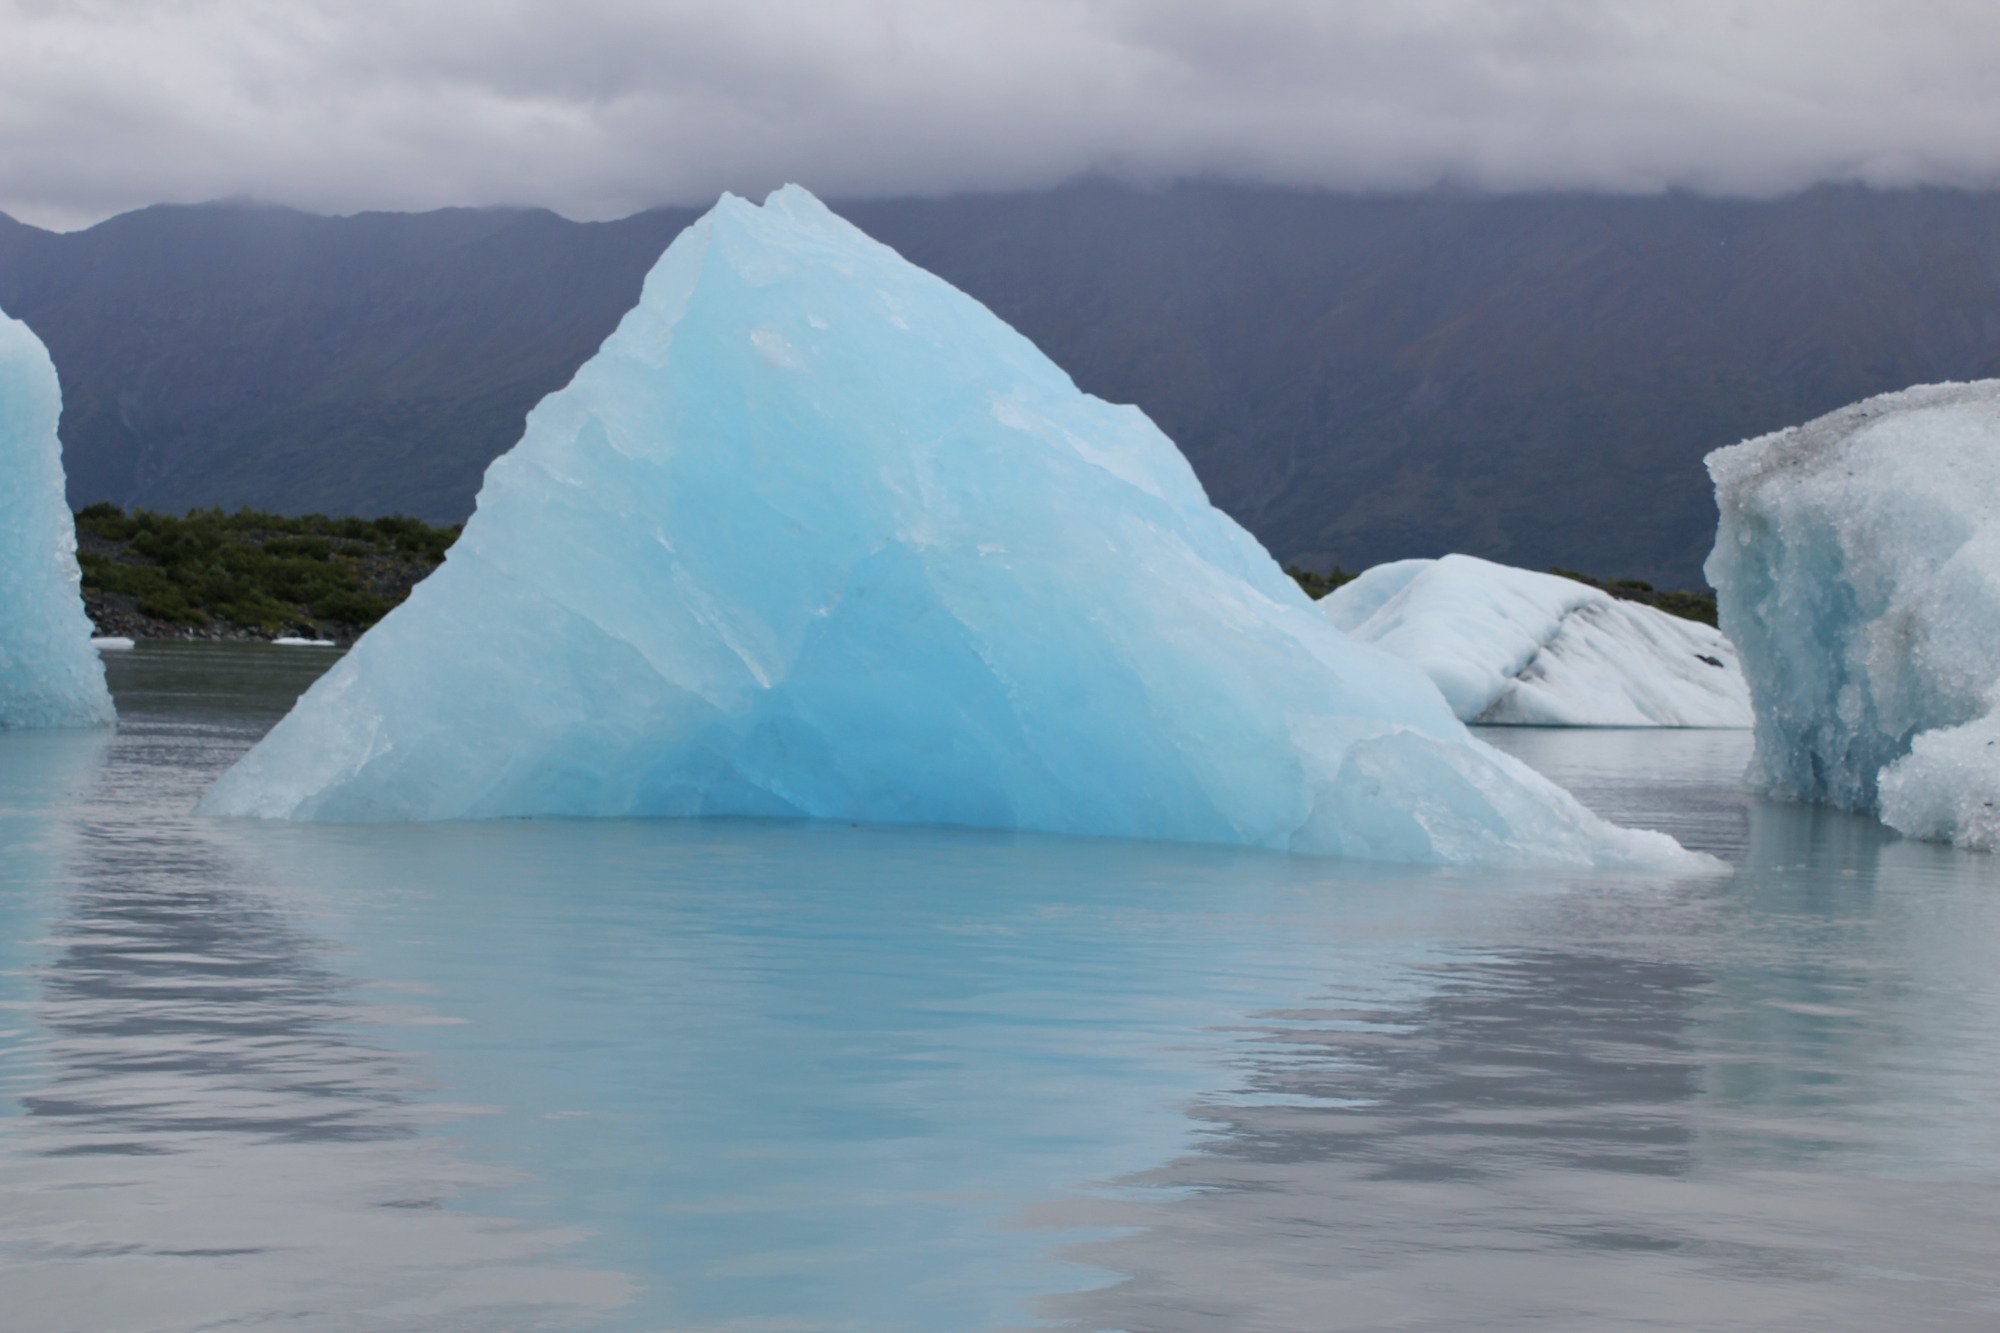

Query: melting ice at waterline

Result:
[0,306,113,730]
[201,187,1697,870]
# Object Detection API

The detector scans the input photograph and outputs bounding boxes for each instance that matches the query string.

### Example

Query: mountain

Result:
[0,201,694,523]
[5,182,2000,586]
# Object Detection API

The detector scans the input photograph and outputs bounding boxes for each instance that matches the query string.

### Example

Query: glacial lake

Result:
[3,643,1999,1331]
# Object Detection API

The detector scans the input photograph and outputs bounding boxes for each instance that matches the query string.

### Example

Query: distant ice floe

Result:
[1321,555,1751,728]
[0,306,115,729]
[273,637,338,648]
[91,636,135,652]
[1707,380,2000,851]
[199,186,1702,872]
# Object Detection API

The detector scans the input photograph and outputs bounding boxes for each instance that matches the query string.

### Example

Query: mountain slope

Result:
[5,183,2000,586]
[0,202,692,522]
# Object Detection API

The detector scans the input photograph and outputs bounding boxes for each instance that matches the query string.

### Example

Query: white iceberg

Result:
[0,308,114,729]
[201,187,1697,870]
[91,636,135,652]
[1320,555,1752,728]
[1706,380,2000,850]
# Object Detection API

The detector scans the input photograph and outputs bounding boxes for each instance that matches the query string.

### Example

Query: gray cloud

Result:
[5,0,2000,228]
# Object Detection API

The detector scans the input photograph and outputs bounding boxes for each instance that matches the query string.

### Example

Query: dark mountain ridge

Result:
[5,181,1999,587]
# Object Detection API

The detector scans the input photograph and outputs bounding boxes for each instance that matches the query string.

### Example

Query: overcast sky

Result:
[5,0,2000,229]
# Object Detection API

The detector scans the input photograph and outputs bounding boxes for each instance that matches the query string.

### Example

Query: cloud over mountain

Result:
[5,0,2000,227]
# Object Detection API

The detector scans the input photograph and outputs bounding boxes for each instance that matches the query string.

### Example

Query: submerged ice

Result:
[1321,556,1751,728]
[0,308,113,729]
[202,187,1694,869]
[1707,381,2000,850]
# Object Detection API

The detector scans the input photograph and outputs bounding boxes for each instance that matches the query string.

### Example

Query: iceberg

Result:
[1320,555,1752,727]
[201,187,1696,869]
[1706,381,2000,850]
[0,307,114,729]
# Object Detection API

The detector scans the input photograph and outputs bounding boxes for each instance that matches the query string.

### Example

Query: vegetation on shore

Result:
[1287,561,1719,627]
[1546,569,1718,627]
[1283,564,1358,600]
[72,508,1718,643]
[75,505,459,643]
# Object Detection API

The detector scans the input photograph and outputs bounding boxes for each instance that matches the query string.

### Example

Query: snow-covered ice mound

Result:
[0,308,114,729]
[1321,555,1751,727]
[1707,381,2000,850]
[202,187,1697,869]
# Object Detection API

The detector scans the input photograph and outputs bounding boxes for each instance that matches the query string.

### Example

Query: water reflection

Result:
[4,650,1999,1331]
[1042,944,1714,1330]
[0,648,629,1330]
[0,729,110,1116]
[233,815,1454,1331]
[1049,740,2000,1331]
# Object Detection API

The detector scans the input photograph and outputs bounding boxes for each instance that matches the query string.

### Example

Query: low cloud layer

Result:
[6,0,2000,228]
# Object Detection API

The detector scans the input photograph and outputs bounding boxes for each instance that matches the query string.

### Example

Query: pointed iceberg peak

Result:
[0,307,114,730]
[753,185,862,242]
[200,193,1696,870]
[700,185,843,238]
[706,183,884,263]
[761,183,837,215]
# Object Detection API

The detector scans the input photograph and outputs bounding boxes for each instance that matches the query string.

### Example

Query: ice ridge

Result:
[1321,555,1751,727]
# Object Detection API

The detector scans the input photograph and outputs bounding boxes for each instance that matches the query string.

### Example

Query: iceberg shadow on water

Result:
[201,187,1700,871]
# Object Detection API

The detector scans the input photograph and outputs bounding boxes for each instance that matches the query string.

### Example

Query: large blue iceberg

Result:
[202,188,1694,869]
[0,307,114,730]
[1707,381,2000,850]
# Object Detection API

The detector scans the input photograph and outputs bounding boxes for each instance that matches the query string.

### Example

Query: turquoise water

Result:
[3,643,1998,1330]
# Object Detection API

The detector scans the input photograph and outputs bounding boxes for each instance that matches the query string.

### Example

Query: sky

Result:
[5,0,2000,230]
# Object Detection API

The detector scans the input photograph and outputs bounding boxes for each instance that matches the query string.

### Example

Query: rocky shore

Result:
[82,591,357,644]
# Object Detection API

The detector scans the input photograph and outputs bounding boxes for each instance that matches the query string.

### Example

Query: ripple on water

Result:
[0,646,1994,1331]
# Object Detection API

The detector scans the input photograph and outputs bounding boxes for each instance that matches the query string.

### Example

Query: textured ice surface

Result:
[1322,555,1751,727]
[203,188,1695,869]
[1707,380,2000,850]
[0,308,114,729]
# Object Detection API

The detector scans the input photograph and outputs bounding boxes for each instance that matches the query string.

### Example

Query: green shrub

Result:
[263,535,333,560]
[1550,567,1717,627]
[76,505,457,636]
[310,590,392,625]
[1285,564,1357,600]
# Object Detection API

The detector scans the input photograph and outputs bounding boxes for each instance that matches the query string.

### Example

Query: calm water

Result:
[2,644,1998,1331]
